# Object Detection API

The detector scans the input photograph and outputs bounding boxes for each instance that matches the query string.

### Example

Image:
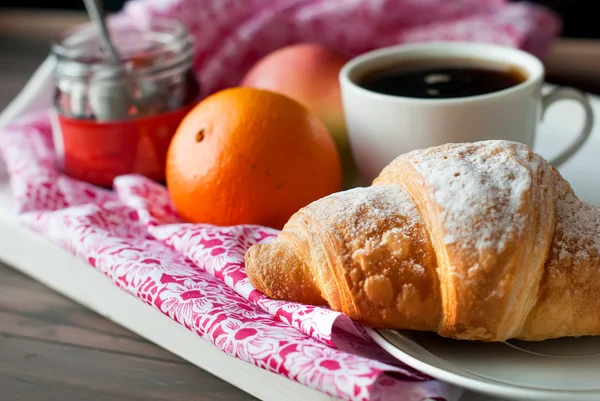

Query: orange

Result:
[165,87,342,229]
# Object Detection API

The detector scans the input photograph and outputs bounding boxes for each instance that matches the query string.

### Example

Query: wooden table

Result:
[0,264,252,401]
[1,8,600,401]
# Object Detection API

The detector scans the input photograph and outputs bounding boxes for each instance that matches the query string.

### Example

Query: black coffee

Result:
[357,59,527,99]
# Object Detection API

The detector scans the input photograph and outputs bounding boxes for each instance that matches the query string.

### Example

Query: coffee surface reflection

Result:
[357,59,527,99]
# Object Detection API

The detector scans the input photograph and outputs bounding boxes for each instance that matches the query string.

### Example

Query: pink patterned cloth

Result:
[2,114,460,401]
[1,1,560,400]
[119,0,561,96]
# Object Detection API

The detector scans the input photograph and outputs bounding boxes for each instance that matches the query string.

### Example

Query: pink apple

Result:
[240,43,360,187]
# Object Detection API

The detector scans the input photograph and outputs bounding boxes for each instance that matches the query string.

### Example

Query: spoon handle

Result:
[82,0,120,63]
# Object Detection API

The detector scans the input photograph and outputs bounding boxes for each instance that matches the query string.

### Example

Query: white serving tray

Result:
[2,57,599,401]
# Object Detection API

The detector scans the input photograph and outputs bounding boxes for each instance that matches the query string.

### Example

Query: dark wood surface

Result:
[0,12,254,401]
[0,264,253,401]
[2,7,600,401]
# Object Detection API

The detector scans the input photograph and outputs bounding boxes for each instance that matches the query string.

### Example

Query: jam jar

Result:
[50,18,200,187]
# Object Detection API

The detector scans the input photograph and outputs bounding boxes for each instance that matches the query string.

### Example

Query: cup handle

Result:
[541,87,594,167]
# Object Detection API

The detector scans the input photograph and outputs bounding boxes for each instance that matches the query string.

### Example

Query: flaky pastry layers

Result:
[245,140,600,341]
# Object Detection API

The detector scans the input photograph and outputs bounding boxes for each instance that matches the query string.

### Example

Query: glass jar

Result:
[50,18,200,187]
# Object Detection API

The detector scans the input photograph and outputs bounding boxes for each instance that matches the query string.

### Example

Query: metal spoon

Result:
[82,0,120,64]
[83,0,134,121]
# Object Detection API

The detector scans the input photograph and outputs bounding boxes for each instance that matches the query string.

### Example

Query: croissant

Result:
[245,140,600,342]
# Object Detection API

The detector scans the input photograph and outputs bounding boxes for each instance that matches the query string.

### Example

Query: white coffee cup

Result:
[339,41,594,184]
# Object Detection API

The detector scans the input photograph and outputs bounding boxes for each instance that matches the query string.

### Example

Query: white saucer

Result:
[366,88,600,401]
[368,328,600,401]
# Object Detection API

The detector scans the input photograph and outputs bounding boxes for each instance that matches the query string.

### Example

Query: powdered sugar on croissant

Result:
[245,140,600,342]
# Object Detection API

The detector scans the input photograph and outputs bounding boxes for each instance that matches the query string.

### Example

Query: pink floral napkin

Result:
[119,0,560,97]
[2,114,460,401]
[0,1,560,400]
